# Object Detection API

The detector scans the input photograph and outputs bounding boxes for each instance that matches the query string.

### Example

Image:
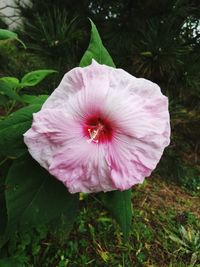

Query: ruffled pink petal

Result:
[103,89,170,190]
[24,107,114,193]
[43,60,110,110]
[24,108,82,169]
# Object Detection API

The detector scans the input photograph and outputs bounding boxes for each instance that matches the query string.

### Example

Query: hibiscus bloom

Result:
[24,60,170,193]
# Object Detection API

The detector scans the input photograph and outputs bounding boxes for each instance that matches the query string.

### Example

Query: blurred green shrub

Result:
[18,5,85,78]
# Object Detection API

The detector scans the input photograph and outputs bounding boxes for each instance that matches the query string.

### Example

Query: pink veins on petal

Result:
[24,59,170,194]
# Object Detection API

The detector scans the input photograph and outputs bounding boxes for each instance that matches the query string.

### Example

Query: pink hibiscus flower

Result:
[24,60,170,193]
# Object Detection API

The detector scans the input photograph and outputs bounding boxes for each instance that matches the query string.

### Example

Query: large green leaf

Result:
[21,70,57,88]
[0,77,20,88]
[2,155,79,245]
[0,160,10,236]
[102,190,132,242]
[0,80,21,102]
[0,29,18,40]
[0,29,26,48]
[79,20,115,67]
[0,104,44,157]
[0,95,8,107]
[20,94,48,105]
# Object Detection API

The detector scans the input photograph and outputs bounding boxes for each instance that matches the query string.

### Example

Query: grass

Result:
[2,175,200,267]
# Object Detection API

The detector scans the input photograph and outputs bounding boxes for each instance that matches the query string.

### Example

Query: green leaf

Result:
[79,19,115,67]
[101,190,132,242]
[20,94,48,105]
[0,80,21,102]
[0,103,44,157]
[0,95,8,106]
[0,29,26,48]
[21,70,57,88]
[0,160,11,244]
[0,77,20,88]
[169,234,187,247]
[0,29,18,40]
[3,154,79,244]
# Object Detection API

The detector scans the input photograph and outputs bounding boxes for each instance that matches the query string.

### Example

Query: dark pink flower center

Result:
[84,117,113,144]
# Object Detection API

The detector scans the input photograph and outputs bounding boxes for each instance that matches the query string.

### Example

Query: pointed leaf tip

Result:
[79,19,115,67]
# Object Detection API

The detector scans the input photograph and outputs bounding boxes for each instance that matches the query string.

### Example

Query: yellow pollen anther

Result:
[87,128,99,143]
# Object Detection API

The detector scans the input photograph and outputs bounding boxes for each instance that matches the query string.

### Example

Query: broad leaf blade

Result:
[0,29,26,48]
[0,103,44,157]
[3,155,79,244]
[0,77,20,88]
[20,94,48,105]
[79,20,115,67]
[21,70,57,87]
[0,160,10,236]
[0,80,21,102]
[0,29,17,40]
[102,190,132,242]
[0,95,8,106]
